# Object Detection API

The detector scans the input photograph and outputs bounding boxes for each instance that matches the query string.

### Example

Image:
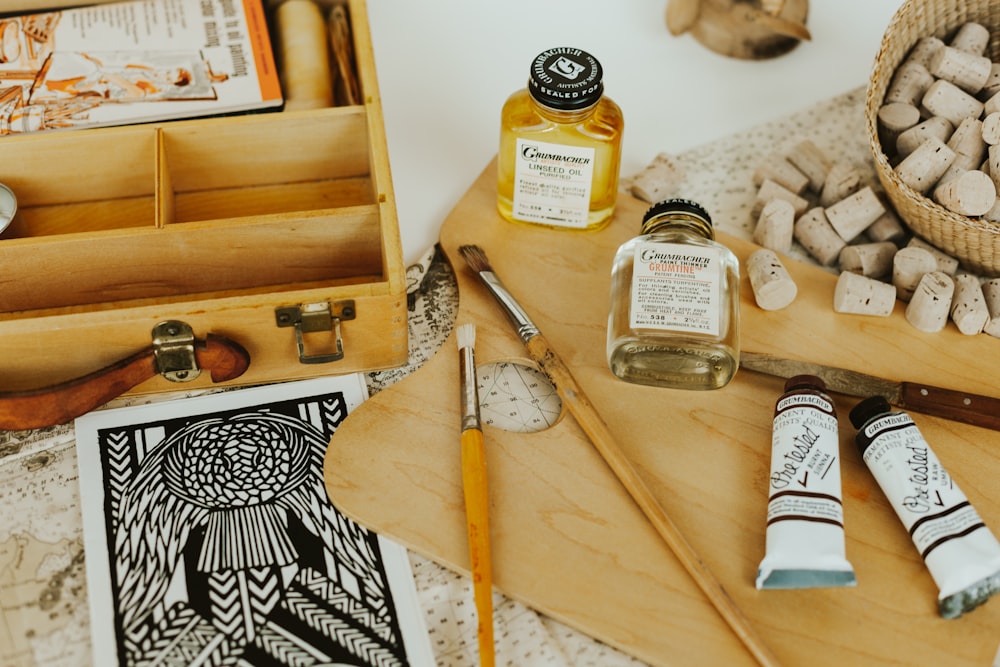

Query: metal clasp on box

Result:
[152,320,202,382]
[275,300,356,365]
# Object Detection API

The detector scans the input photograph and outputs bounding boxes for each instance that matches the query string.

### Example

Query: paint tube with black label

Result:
[850,395,1000,618]
[756,375,856,589]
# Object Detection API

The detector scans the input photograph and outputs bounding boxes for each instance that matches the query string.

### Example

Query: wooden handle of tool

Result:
[900,382,1000,432]
[0,333,250,431]
[462,427,495,667]
[524,334,782,667]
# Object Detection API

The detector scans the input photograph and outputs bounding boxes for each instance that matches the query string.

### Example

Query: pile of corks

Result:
[747,133,1000,338]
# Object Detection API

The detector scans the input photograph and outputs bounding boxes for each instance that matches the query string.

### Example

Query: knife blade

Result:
[740,350,1000,432]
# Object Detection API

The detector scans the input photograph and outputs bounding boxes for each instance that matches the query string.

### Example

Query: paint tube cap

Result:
[849,395,893,430]
[783,374,826,393]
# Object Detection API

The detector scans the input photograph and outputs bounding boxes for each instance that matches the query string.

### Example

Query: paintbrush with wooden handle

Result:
[456,322,495,667]
[457,244,781,667]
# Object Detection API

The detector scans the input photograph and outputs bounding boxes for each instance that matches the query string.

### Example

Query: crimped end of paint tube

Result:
[939,569,1000,619]
[756,568,857,590]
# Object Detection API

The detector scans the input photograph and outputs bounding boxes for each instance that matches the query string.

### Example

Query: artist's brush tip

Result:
[458,244,492,273]
[456,322,476,350]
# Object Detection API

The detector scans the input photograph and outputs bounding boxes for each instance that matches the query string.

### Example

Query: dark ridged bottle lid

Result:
[784,374,826,393]
[528,48,604,111]
[849,395,892,429]
[640,198,714,237]
[643,198,712,225]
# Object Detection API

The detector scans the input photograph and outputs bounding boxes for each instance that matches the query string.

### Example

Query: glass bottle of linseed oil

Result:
[497,47,623,231]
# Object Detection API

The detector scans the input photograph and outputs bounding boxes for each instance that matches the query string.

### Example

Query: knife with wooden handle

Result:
[741,350,1000,432]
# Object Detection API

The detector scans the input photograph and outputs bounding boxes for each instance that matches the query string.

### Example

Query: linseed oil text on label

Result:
[606,199,740,390]
[497,47,623,231]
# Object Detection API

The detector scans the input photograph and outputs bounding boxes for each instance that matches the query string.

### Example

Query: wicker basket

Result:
[865,0,1000,276]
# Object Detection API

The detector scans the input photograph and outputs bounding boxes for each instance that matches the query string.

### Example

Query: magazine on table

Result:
[0,0,283,135]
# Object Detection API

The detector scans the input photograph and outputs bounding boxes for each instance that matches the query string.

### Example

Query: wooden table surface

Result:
[324,102,1000,665]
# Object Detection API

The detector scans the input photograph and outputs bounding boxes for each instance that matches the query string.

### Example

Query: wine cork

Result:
[982,278,1000,337]
[906,236,961,275]
[905,35,945,68]
[818,162,862,207]
[886,61,935,107]
[752,153,809,195]
[895,116,952,159]
[793,207,845,266]
[985,90,1000,116]
[947,117,987,171]
[932,168,996,216]
[839,241,898,279]
[989,144,1000,194]
[892,246,938,301]
[276,0,335,111]
[825,186,886,243]
[951,273,989,335]
[981,64,1000,101]
[785,139,832,192]
[905,271,955,332]
[747,249,798,311]
[921,79,985,126]
[833,271,897,317]
[928,44,992,94]
[950,22,990,55]
[878,102,922,149]
[754,179,809,217]
[753,198,795,253]
[982,112,1000,145]
[628,152,684,203]
[866,208,908,244]
[984,195,1000,223]
[894,136,957,194]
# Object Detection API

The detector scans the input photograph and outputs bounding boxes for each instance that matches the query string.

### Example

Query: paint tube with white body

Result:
[850,395,1000,618]
[756,375,857,589]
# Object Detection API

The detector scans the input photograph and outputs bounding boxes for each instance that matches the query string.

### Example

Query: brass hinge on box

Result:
[275,301,356,365]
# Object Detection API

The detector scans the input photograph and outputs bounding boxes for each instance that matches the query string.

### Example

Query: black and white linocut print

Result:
[75,376,433,667]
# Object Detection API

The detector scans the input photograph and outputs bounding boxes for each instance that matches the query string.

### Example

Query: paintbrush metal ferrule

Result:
[478,270,540,344]
[458,245,540,344]
[459,343,481,432]
[457,322,482,432]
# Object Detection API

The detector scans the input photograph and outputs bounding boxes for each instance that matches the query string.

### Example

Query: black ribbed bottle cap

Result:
[527,48,604,111]
[642,198,713,226]
[849,395,892,429]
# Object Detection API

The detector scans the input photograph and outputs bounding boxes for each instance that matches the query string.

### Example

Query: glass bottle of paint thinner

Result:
[756,375,856,589]
[497,47,623,231]
[850,395,1000,618]
[607,198,740,390]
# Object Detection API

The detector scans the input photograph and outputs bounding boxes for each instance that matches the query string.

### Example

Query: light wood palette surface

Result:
[324,158,1000,666]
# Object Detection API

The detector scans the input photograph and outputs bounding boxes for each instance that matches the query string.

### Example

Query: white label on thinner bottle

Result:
[629,241,722,335]
[512,138,594,228]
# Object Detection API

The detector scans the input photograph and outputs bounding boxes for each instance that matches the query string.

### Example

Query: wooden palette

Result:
[324,159,1000,666]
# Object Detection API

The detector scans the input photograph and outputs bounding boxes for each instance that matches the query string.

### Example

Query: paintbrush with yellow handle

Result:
[457,245,781,667]
[456,322,495,667]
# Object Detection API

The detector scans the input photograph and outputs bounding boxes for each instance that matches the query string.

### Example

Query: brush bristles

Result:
[458,244,492,273]
[456,322,476,350]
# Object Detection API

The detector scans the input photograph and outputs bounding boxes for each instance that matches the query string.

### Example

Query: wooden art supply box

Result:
[0,0,408,397]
